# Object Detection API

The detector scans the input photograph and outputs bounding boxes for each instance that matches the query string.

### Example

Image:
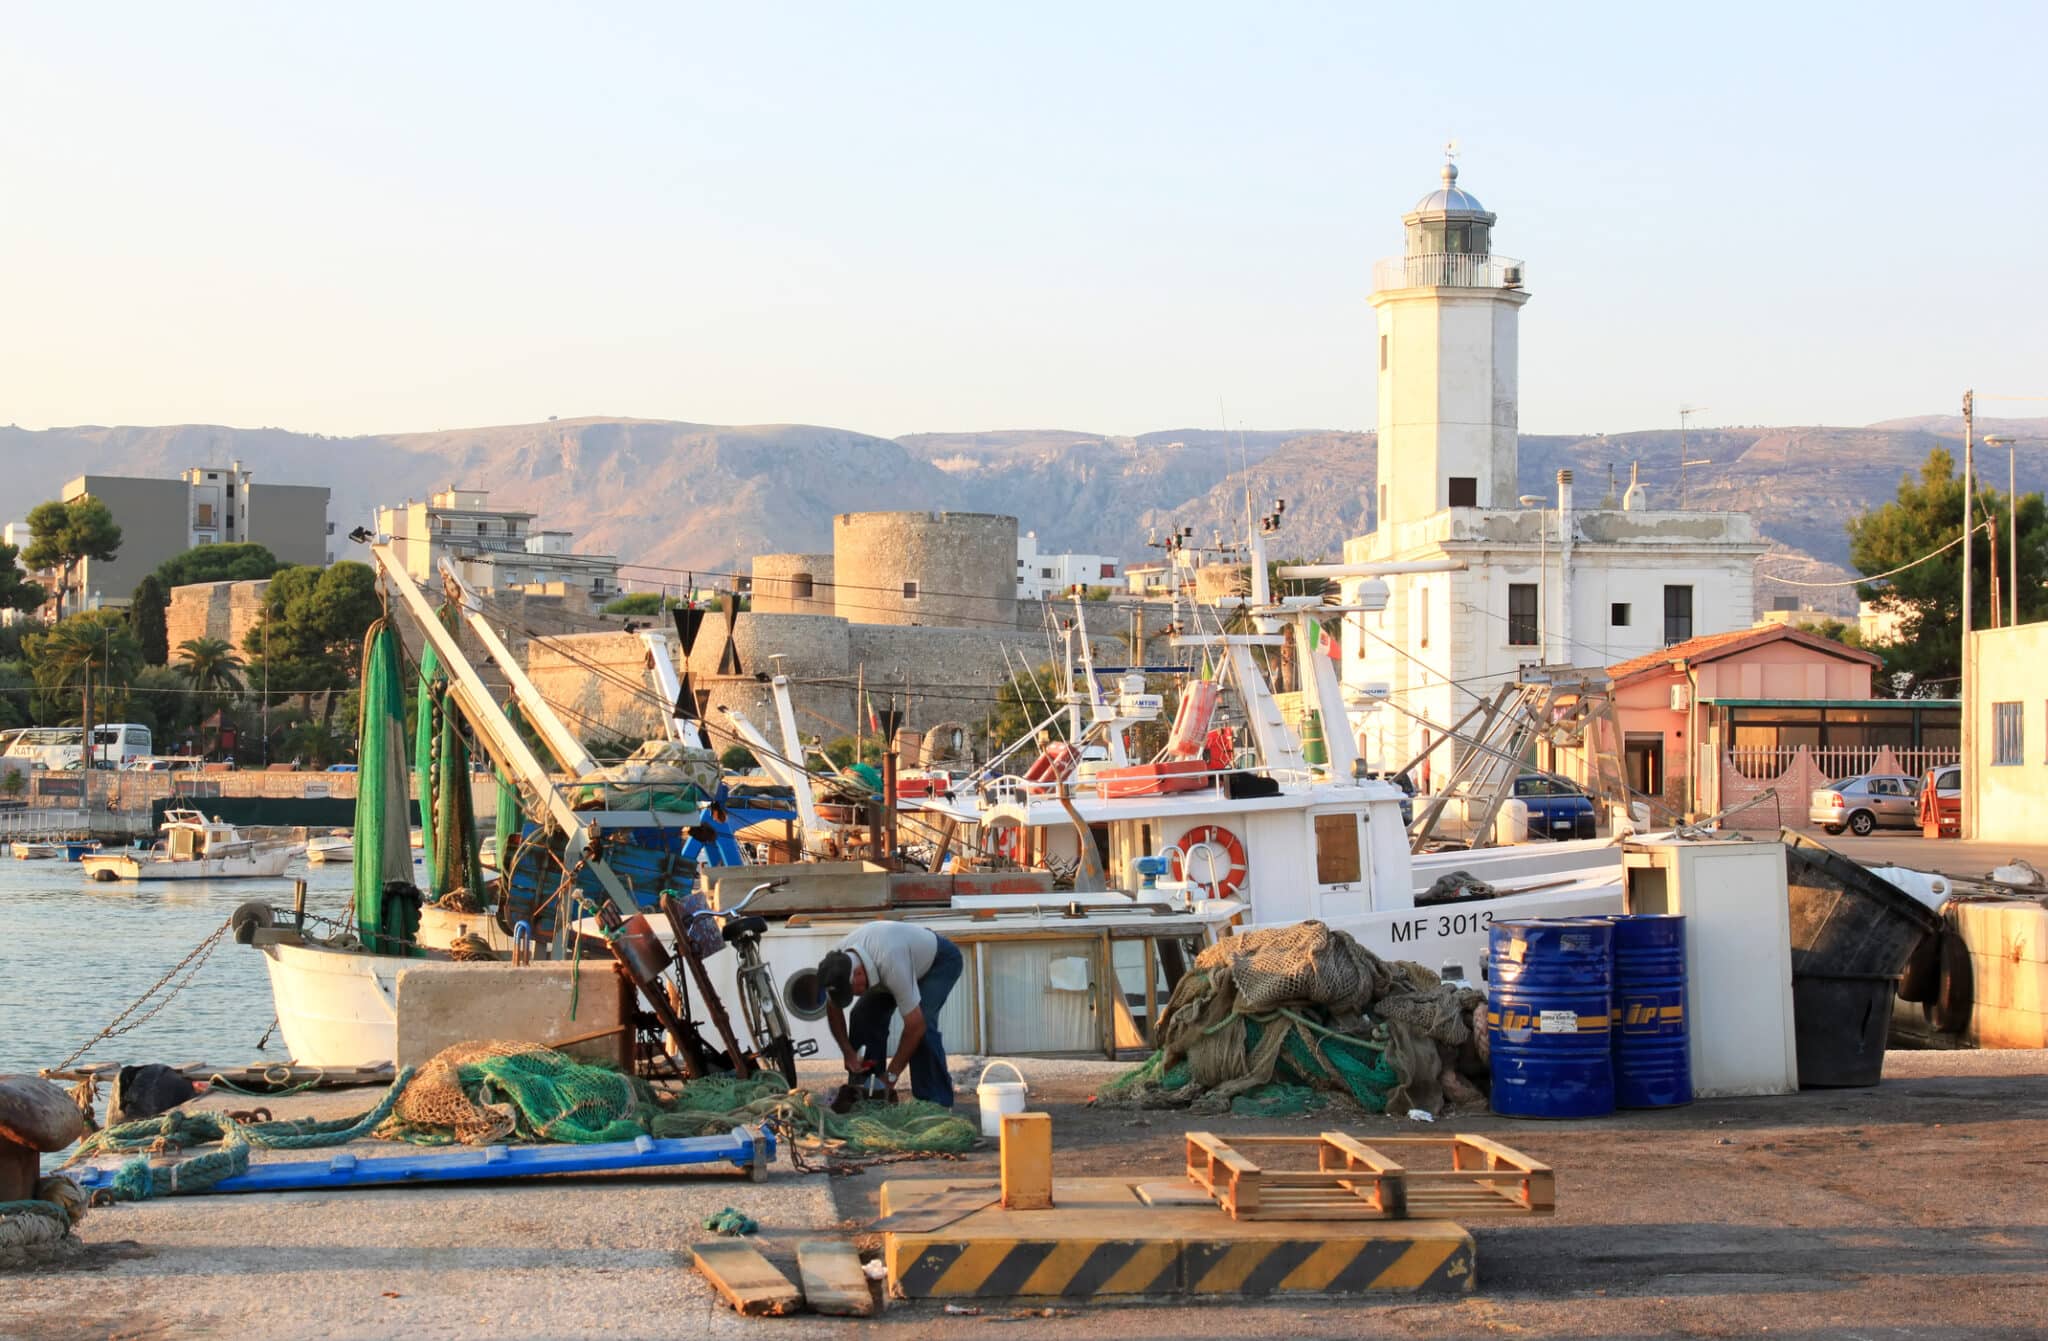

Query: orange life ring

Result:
[1171,823,1248,898]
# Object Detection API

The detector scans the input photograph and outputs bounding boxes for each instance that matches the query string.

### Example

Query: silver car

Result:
[1809,774,1922,836]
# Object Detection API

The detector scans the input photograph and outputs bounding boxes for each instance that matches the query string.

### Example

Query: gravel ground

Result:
[9,1049,2048,1339]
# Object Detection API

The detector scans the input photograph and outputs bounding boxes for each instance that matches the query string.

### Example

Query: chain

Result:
[50,918,232,1072]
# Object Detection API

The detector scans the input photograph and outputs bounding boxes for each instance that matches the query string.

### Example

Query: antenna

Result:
[1678,406,1711,508]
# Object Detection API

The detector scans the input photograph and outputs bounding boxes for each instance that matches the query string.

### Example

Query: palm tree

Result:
[24,611,144,728]
[176,637,246,695]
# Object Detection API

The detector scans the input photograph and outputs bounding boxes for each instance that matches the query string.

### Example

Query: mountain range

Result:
[5,414,2044,616]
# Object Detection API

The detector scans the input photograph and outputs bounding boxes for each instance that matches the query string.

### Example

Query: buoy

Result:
[1170,824,1248,899]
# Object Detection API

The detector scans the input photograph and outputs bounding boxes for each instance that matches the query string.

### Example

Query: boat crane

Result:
[366,543,703,927]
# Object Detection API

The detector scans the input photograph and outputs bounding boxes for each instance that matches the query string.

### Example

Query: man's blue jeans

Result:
[848,935,963,1107]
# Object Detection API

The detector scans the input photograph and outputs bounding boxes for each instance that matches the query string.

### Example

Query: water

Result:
[0,858,363,1078]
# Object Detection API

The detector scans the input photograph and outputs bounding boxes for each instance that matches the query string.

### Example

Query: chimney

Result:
[1556,468,1573,513]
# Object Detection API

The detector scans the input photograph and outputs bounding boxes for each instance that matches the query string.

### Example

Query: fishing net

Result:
[1095,921,1488,1118]
[66,1043,979,1201]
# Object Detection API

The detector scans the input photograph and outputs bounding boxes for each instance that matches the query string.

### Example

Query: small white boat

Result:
[11,841,61,860]
[478,835,497,871]
[81,809,294,882]
[306,834,354,865]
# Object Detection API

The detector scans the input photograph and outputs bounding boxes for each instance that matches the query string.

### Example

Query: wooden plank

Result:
[796,1240,876,1318]
[691,1241,802,1317]
[1134,1180,1214,1207]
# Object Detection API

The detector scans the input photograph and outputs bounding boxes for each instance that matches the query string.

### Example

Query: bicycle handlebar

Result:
[690,876,790,921]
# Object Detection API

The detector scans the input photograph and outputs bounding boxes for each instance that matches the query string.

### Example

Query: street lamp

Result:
[1982,433,2040,629]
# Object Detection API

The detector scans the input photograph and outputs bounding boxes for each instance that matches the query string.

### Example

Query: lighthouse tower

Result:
[1368,158,1529,529]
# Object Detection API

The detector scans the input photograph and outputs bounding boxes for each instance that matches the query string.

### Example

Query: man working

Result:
[816,921,963,1107]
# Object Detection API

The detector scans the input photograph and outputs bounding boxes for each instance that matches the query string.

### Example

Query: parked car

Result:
[1513,774,1598,841]
[1916,765,1961,833]
[1809,773,1922,836]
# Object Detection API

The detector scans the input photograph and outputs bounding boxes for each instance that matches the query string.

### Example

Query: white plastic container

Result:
[977,1059,1027,1138]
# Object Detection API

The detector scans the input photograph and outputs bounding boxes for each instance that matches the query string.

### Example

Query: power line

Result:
[1758,519,1989,589]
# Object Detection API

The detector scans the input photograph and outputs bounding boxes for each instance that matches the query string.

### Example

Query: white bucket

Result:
[977,1060,1028,1138]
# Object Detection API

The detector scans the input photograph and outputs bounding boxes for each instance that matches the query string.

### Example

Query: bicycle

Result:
[681,878,815,1088]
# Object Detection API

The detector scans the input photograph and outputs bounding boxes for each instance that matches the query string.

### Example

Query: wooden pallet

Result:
[1184,1131,1554,1222]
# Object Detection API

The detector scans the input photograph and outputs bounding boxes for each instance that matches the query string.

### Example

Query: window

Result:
[1379,334,1388,371]
[1313,814,1361,884]
[476,521,491,536]
[902,581,920,600]
[194,503,215,527]
[1448,476,1478,508]
[1611,602,1630,627]
[225,484,234,498]
[1663,585,1694,644]
[1101,564,1115,578]
[1041,567,1053,579]
[1507,583,1539,646]
[790,573,814,600]
[1993,701,2024,765]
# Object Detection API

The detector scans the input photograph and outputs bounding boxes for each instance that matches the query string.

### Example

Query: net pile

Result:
[649,1073,979,1154]
[390,1042,655,1145]
[1096,921,1489,1118]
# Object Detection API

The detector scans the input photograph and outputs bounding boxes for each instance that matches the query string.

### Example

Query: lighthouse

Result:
[1369,157,1529,529]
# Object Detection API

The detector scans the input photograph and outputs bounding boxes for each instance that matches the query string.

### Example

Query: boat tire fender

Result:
[231,901,276,945]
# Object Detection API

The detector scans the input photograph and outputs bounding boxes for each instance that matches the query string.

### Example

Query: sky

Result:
[2,3,2043,441]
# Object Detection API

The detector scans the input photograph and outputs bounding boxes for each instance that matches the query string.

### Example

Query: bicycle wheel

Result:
[737,960,800,1087]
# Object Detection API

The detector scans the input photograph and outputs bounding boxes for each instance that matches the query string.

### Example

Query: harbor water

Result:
[0,858,363,1079]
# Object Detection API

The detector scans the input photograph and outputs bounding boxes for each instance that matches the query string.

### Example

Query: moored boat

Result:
[11,841,61,860]
[80,810,294,882]
[305,834,354,865]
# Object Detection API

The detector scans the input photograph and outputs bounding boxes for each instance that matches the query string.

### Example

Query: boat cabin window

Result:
[1313,813,1361,884]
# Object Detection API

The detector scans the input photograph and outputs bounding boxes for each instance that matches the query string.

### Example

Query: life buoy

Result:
[1170,823,1248,899]
[991,823,1024,862]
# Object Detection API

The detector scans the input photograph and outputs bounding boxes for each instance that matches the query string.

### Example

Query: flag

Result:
[1314,620,1340,661]
[865,692,880,733]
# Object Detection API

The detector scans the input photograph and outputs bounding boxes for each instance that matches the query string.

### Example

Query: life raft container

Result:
[1165,681,1220,760]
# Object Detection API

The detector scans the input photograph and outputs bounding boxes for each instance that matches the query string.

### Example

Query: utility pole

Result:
[1962,389,1975,839]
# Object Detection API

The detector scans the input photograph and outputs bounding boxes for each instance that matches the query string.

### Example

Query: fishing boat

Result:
[305,833,354,865]
[80,810,294,882]
[11,841,61,860]
[61,839,101,862]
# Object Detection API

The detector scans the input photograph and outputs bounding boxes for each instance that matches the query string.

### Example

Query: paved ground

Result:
[10,1048,2048,1339]
[1823,832,2048,886]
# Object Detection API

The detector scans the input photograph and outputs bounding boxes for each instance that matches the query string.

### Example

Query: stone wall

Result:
[165,580,271,653]
[750,553,837,616]
[832,510,1016,628]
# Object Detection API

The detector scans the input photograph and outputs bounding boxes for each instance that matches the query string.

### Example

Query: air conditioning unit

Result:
[1670,684,1692,711]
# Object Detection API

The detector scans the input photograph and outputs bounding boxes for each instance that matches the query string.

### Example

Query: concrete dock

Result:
[9,1047,2048,1339]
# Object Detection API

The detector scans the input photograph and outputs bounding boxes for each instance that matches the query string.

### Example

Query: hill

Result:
[6,415,2037,614]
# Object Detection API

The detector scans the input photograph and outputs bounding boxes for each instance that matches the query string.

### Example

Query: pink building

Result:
[1605,625,1883,818]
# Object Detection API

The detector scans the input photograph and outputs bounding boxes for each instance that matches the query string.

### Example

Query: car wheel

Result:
[1931,929,1974,1035]
[1822,824,1845,836]
[1848,810,1877,836]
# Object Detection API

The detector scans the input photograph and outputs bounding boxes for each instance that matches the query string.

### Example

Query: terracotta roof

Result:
[1608,623,1882,685]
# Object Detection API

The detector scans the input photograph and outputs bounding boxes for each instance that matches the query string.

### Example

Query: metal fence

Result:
[1724,746,1960,783]
[1372,253,1526,291]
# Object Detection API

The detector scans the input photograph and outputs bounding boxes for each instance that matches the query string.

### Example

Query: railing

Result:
[1724,745,1960,784]
[1372,252,1526,292]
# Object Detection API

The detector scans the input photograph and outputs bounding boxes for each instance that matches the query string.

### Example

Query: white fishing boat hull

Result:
[260,940,402,1066]
[305,838,354,866]
[81,846,295,881]
[11,842,61,860]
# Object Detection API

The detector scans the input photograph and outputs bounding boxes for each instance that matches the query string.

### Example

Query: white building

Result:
[1340,161,1766,776]
[375,489,621,608]
[1015,530,1119,600]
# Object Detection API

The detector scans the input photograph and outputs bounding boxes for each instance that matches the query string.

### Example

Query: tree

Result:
[128,665,199,739]
[0,662,32,730]
[130,574,170,665]
[987,662,1068,751]
[719,744,758,771]
[602,591,675,616]
[22,609,143,727]
[0,543,46,618]
[23,496,122,615]
[153,542,282,589]
[177,637,246,695]
[242,563,381,758]
[1848,447,2048,696]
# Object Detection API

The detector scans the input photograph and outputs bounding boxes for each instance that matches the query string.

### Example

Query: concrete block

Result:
[1000,1111,1053,1211]
[394,962,632,1068]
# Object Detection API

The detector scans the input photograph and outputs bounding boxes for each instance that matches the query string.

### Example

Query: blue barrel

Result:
[1488,919,1614,1119]
[1605,914,1693,1108]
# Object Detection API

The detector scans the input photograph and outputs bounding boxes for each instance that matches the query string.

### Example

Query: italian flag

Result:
[865,693,881,733]
[1314,620,1341,660]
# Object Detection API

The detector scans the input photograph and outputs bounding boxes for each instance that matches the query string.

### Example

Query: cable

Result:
[1757,520,1987,589]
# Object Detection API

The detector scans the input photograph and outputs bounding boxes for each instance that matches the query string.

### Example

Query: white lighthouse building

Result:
[1341,160,1767,788]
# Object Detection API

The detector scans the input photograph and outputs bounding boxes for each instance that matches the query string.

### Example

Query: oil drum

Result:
[1488,918,1614,1119]
[1605,913,1692,1107]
